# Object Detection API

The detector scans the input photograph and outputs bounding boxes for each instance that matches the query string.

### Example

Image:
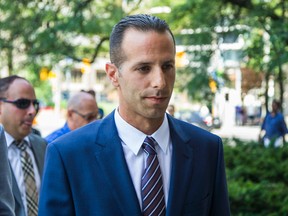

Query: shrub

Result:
[223,138,288,215]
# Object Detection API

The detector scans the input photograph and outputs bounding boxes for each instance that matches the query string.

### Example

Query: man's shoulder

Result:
[276,112,285,118]
[46,120,107,157]
[28,133,47,151]
[29,132,46,142]
[45,124,70,144]
[45,128,65,139]
[50,119,107,145]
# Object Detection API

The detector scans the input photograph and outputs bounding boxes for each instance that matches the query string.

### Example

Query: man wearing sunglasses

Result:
[45,91,98,144]
[0,75,47,216]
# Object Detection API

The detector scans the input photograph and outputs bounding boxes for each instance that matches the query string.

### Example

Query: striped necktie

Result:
[141,136,166,216]
[14,140,38,216]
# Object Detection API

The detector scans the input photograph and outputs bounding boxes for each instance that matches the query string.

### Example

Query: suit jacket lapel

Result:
[28,134,46,177]
[94,112,142,216]
[166,117,194,216]
[9,163,25,216]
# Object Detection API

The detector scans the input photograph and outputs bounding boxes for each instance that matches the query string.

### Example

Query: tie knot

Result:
[143,136,157,155]
[14,140,28,151]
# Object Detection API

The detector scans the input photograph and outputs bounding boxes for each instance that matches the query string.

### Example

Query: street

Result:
[35,109,260,142]
[211,125,260,141]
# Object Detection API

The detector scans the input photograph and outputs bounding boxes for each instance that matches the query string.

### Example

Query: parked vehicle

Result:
[212,116,222,129]
[177,110,213,131]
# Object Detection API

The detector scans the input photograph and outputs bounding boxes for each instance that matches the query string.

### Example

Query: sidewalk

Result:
[212,125,260,141]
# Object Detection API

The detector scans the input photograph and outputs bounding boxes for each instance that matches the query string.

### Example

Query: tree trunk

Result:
[278,64,284,112]
[264,72,269,113]
[7,48,13,76]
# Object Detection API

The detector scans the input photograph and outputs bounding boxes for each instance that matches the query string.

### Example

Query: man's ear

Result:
[67,109,73,118]
[0,102,2,115]
[105,63,119,87]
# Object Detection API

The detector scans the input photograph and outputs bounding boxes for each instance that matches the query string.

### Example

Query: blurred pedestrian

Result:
[45,91,98,144]
[259,99,288,147]
[235,105,243,126]
[81,89,104,119]
[0,75,47,216]
[167,104,175,117]
[0,125,15,216]
[39,14,230,215]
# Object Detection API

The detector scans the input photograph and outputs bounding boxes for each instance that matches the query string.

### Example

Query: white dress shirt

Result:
[114,109,172,208]
[5,132,41,216]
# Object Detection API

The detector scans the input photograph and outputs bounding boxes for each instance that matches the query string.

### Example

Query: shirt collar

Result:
[114,108,170,155]
[5,131,30,148]
[63,122,72,132]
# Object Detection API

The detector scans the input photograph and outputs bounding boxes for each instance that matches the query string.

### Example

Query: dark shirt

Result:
[45,122,71,144]
[261,112,288,139]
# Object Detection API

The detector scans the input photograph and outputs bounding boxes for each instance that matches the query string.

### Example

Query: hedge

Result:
[223,138,288,215]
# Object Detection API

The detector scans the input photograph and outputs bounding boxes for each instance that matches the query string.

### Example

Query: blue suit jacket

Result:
[39,111,230,216]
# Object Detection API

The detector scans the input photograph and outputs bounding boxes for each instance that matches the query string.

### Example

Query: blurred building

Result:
[45,57,113,115]
[176,25,267,127]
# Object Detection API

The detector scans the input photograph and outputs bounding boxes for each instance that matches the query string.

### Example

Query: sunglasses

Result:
[71,109,97,122]
[0,98,40,113]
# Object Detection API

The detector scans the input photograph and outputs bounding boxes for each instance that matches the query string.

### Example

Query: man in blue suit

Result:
[39,14,230,215]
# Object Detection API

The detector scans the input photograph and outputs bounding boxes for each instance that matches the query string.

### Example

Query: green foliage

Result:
[245,30,265,72]
[16,64,53,107]
[167,0,288,105]
[182,65,213,101]
[223,138,288,215]
[1,0,287,105]
[98,101,117,116]
[0,0,128,76]
[168,0,223,31]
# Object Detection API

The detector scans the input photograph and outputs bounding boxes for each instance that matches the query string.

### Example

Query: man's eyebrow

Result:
[132,62,152,68]
[163,59,175,64]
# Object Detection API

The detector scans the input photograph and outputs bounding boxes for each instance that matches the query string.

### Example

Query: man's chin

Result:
[21,127,32,136]
[146,109,167,119]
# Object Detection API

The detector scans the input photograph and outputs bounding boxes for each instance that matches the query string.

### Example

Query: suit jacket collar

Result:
[166,115,194,216]
[93,111,142,215]
[10,165,25,216]
[95,112,194,215]
[28,134,46,177]
[9,133,46,216]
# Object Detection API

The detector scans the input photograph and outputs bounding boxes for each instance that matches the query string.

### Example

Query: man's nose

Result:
[151,68,166,89]
[27,102,38,115]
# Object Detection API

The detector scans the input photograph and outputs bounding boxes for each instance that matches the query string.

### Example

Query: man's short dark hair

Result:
[81,89,96,98]
[0,75,26,98]
[109,14,175,67]
[272,99,281,108]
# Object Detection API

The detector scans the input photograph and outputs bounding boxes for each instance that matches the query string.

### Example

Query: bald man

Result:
[45,91,98,144]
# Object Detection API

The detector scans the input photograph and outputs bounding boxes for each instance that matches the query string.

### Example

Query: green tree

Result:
[228,0,288,111]
[0,0,143,105]
[167,0,288,109]
[0,0,116,75]
[166,0,234,106]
